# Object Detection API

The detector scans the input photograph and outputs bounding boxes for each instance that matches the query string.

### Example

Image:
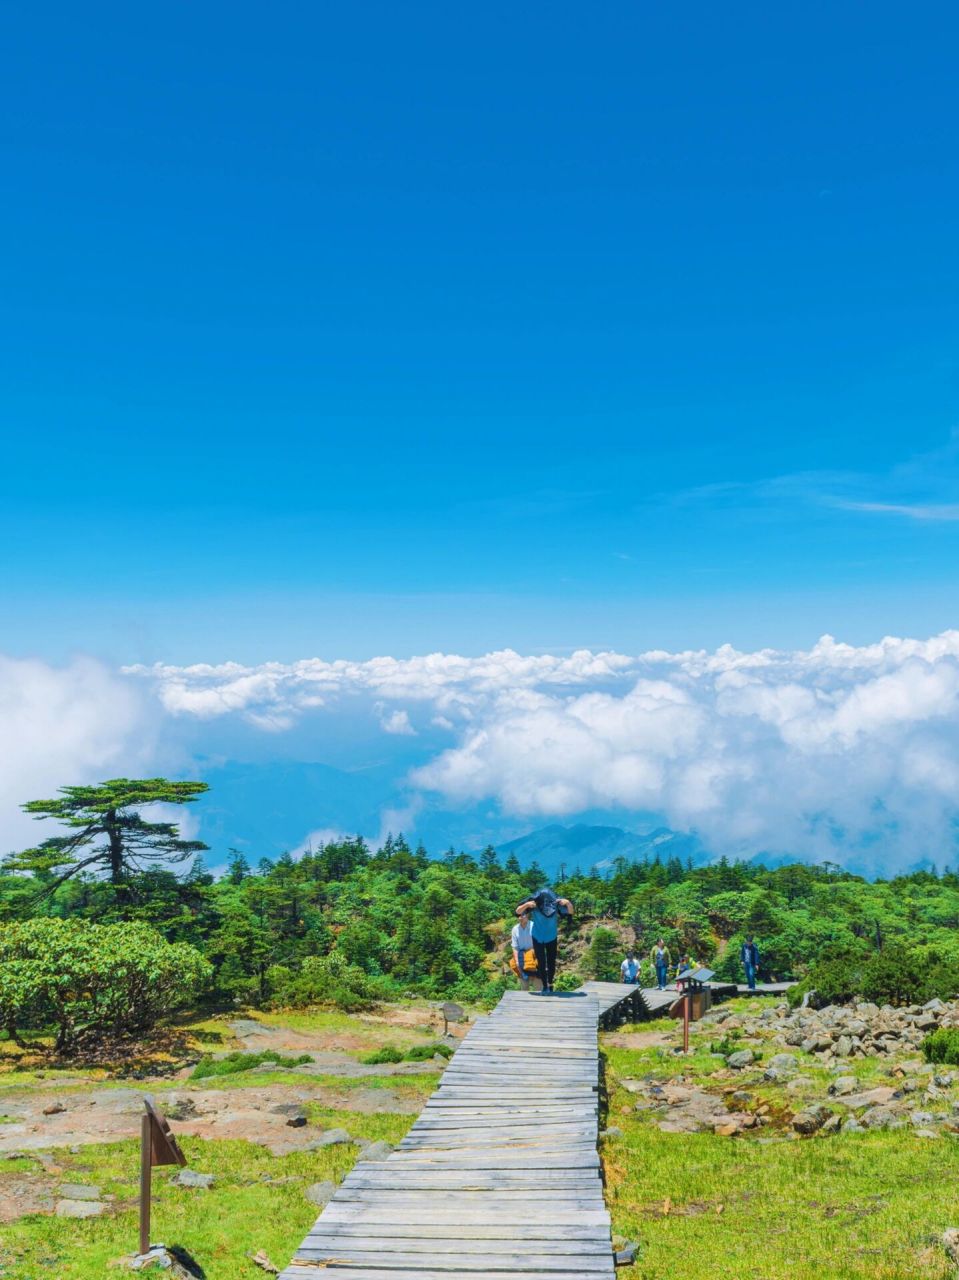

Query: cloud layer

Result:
[127,633,959,871]
[0,655,152,853]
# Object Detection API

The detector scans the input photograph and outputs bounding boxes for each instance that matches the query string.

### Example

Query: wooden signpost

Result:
[139,1097,187,1256]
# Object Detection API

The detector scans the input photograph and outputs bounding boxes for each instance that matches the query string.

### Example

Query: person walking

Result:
[515,887,573,994]
[650,939,671,990]
[621,949,640,984]
[740,935,760,991]
[511,910,534,991]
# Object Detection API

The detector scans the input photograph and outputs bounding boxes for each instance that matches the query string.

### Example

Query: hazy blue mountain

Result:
[492,823,709,877]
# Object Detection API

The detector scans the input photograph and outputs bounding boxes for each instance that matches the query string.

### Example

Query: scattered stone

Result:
[356,1140,394,1161]
[785,1077,814,1093]
[828,1077,857,1097]
[820,1113,843,1135]
[58,1183,100,1201]
[250,1250,280,1273]
[910,1110,936,1127]
[304,1180,336,1207]
[600,1127,623,1140]
[171,1169,214,1189]
[792,1105,831,1135]
[164,1098,198,1122]
[726,1050,756,1070]
[270,1104,308,1128]
[914,1128,939,1139]
[943,1228,959,1265]
[314,1127,352,1147]
[56,1198,104,1217]
[767,1053,799,1072]
[42,1103,66,1116]
[614,1241,639,1266]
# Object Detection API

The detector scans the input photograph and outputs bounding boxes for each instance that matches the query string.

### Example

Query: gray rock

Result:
[614,1241,639,1266]
[914,1128,939,1139]
[792,1105,831,1135]
[314,1128,352,1147]
[767,1053,799,1072]
[164,1097,198,1121]
[785,1076,814,1092]
[860,1106,903,1130]
[910,1110,936,1126]
[58,1184,100,1201]
[599,1127,623,1140]
[172,1169,214,1189]
[828,1076,857,1097]
[357,1140,394,1161]
[56,1199,104,1218]
[834,1035,853,1058]
[726,1050,756,1070]
[304,1180,336,1207]
[269,1103,309,1128]
[935,1073,956,1088]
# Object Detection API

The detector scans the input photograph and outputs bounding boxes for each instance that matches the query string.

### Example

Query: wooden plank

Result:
[292,1249,614,1271]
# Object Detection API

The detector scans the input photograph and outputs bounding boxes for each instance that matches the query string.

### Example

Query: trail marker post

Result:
[139,1097,187,1256]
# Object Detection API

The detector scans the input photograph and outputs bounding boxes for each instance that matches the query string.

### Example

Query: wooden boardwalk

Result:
[280,989,616,1280]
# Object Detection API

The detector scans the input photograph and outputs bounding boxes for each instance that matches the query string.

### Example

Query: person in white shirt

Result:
[511,911,534,990]
[621,950,640,984]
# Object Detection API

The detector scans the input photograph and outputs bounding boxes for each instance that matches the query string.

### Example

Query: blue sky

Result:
[4,5,959,871]
[3,2,959,664]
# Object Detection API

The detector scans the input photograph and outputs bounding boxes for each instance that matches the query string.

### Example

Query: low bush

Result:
[270,950,380,1012]
[0,917,211,1051]
[860,945,927,1006]
[922,1028,959,1066]
[360,1045,405,1065]
[404,1042,453,1060]
[554,972,583,992]
[191,1050,312,1079]
[786,946,868,1008]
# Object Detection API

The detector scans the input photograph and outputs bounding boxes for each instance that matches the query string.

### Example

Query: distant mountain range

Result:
[187,760,711,876]
[492,823,708,877]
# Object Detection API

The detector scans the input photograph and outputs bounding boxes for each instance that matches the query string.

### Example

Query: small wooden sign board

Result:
[140,1097,187,1255]
[144,1097,187,1168]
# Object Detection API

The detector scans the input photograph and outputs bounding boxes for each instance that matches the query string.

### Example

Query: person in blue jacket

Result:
[740,935,760,991]
[515,887,574,994]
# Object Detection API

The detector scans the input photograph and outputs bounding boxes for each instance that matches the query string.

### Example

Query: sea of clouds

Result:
[4,633,959,871]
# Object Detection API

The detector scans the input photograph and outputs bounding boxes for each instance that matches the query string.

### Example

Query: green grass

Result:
[190,1050,314,1080]
[0,1106,418,1280]
[604,1114,958,1279]
[601,1008,959,1278]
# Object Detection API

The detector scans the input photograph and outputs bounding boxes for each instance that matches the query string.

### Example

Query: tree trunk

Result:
[106,809,125,888]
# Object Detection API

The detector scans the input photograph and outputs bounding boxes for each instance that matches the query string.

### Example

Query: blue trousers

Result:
[744,960,756,990]
[655,963,668,990]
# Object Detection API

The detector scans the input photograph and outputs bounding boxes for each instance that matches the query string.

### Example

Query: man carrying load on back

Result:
[515,887,574,995]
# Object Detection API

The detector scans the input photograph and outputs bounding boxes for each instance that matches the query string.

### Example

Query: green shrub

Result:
[272,950,379,1012]
[917,961,959,1004]
[404,1042,453,1061]
[360,1045,405,1065]
[191,1050,312,1079]
[583,927,621,982]
[786,945,868,1008]
[553,972,583,991]
[922,1028,959,1066]
[860,945,926,1006]
[0,917,211,1051]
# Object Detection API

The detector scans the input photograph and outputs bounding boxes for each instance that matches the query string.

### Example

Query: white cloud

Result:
[124,631,959,871]
[0,655,152,853]
[379,708,416,736]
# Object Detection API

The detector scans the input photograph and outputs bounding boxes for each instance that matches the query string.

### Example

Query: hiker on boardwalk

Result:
[650,938,671,990]
[621,949,640,984]
[740,935,760,991]
[511,910,534,991]
[515,887,573,994]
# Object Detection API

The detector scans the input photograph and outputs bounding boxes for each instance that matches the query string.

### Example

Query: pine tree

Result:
[7,778,208,896]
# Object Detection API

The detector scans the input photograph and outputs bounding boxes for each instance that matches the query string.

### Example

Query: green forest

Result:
[4,777,959,1047]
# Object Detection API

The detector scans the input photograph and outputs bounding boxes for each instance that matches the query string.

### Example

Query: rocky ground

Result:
[0,1009,460,1229]
[615,995,959,1140]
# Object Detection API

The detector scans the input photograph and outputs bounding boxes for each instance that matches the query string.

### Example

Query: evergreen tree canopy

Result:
[6,778,209,893]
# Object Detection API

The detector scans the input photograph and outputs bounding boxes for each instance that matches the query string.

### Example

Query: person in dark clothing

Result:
[515,887,574,994]
[740,936,760,990]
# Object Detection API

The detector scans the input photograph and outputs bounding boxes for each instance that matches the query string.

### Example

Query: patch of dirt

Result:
[0,1080,423,1158]
[0,1175,55,1222]
[604,1028,673,1050]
